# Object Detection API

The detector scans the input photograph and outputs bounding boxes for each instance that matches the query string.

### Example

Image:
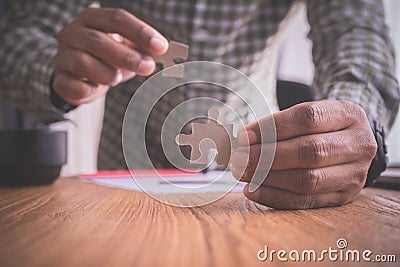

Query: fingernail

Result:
[150,36,168,53]
[111,70,123,86]
[237,129,257,145]
[138,58,155,74]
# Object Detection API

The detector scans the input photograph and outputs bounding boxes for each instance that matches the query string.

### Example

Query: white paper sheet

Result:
[82,171,245,194]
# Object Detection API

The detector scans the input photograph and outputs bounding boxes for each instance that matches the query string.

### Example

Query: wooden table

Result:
[0,177,399,267]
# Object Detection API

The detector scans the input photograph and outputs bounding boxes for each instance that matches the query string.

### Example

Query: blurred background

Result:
[1,1,399,175]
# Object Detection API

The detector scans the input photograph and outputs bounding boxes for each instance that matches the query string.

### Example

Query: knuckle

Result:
[110,8,129,24]
[297,103,325,129]
[73,54,92,72]
[300,169,321,193]
[365,142,378,162]
[364,138,378,158]
[341,100,369,124]
[124,51,141,68]
[84,31,104,51]
[352,102,366,117]
[356,127,378,162]
[137,24,147,36]
[338,99,353,108]
[136,24,152,40]
[299,139,327,166]
[344,100,365,119]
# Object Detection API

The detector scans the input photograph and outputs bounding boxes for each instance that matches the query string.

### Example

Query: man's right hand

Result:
[54,8,169,105]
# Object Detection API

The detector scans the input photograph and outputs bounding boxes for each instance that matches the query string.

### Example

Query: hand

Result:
[54,8,169,105]
[231,100,377,209]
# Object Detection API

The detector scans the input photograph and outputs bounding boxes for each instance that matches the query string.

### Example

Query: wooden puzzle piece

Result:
[153,41,189,78]
[175,108,238,165]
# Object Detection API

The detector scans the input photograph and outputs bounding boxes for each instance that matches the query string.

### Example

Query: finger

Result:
[58,28,155,75]
[234,163,367,194]
[75,8,168,55]
[55,48,121,86]
[53,72,105,105]
[272,130,355,169]
[232,129,358,172]
[120,68,137,83]
[243,184,359,209]
[80,85,109,103]
[237,100,364,145]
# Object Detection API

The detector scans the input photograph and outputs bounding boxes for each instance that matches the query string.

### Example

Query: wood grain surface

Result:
[0,177,399,267]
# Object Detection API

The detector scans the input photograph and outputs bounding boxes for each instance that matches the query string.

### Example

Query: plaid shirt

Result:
[0,0,399,169]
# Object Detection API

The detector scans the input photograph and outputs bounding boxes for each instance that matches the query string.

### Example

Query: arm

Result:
[0,0,90,124]
[306,0,400,130]
[231,0,399,209]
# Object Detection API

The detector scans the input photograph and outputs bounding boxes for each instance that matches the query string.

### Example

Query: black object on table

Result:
[0,130,67,186]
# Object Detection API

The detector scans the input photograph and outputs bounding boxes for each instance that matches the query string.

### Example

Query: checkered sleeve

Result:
[0,0,89,124]
[306,0,400,130]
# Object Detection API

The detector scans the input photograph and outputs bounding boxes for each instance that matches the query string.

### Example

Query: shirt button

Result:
[193,28,210,42]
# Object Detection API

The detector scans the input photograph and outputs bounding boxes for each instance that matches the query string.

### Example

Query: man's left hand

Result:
[231,100,378,209]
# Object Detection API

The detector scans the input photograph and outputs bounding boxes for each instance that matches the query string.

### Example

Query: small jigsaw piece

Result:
[175,108,238,165]
[153,40,189,78]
